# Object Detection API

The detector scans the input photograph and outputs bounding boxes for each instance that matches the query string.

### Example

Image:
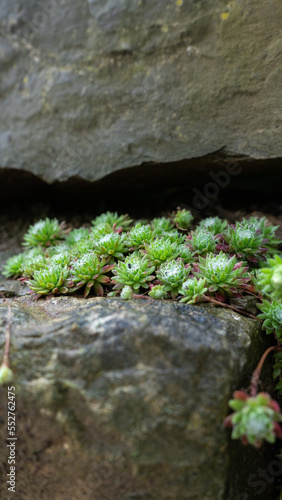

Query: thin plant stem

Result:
[250,345,282,397]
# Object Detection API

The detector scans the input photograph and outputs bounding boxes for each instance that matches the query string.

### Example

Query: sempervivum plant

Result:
[21,253,47,279]
[242,216,281,254]
[224,391,282,448]
[93,233,128,260]
[151,217,174,235]
[156,260,190,298]
[111,252,155,295]
[23,218,67,249]
[179,277,208,304]
[257,299,282,338]
[257,254,282,300]
[193,252,250,298]
[173,209,194,230]
[197,216,227,236]
[189,229,217,255]
[127,223,153,249]
[65,227,90,246]
[91,222,114,239]
[68,253,114,297]
[224,222,267,263]
[148,285,167,300]
[26,264,69,296]
[2,253,26,278]
[143,237,179,267]
[92,211,132,229]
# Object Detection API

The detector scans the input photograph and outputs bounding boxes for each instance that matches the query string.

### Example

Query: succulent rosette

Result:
[68,253,114,297]
[26,264,69,296]
[23,218,67,249]
[111,252,155,294]
[224,391,282,448]
[193,252,251,298]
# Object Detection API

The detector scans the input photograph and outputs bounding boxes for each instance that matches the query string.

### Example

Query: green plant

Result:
[257,299,282,338]
[68,253,114,297]
[127,223,153,249]
[2,253,25,278]
[257,254,282,300]
[93,233,128,260]
[148,285,167,300]
[66,227,90,246]
[92,211,132,229]
[224,391,282,448]
[242,216,281,253]
[179,277,208,304]
[26,264,69,295]
[193,252,250,298]
[23,218,67,249]
[197,216,227,235]
[151,217,174,234]
[91,222,114,239]
[156,260,190,298]
[143,238,179,266]
[189,229,217,255]
[224,222,267,263]
[173,209,194,230]
[21,253,47,278]
[111,253,155,295]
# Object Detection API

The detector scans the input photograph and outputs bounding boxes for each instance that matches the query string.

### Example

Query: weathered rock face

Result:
[0,295,275,499]
[0,0,281,184]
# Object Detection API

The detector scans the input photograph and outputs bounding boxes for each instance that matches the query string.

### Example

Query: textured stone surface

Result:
[0,0,281,184]
[0,295,275,499]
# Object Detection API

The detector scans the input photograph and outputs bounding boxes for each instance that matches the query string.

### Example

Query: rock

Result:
[0,296,275,499]
[0,0,281,184]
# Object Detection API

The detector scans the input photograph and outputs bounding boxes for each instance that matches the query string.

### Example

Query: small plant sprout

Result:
[23,218,67,249]
[2,253,25,278]
[193,252,250,298]
[148,285,167,300]
[179,277,208,304]
[197,216,227,235]
[127,223,153,249]
[94,233,128,261]
[173,209,194,230]
[27,264,70,296]
[257,254,282,300]
[151,217,174,235]
[92,211,132,229]
[156,260,190,298]
[224,391,282,448]
[68,253,114,297]
[143,238,179,267]
[257,299,282,339]
[224,222,267,263]
[111,253,155,295]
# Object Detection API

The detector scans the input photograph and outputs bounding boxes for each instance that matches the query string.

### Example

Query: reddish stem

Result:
[203,295,262,322]
[250,345,282,396]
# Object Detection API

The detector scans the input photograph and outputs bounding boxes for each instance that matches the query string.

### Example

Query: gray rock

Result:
[0,296,275,499]
[0,0,281,183]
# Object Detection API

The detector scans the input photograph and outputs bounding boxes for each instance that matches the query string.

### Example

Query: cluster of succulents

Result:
[3,210,282,451]
[2,211,280,306]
